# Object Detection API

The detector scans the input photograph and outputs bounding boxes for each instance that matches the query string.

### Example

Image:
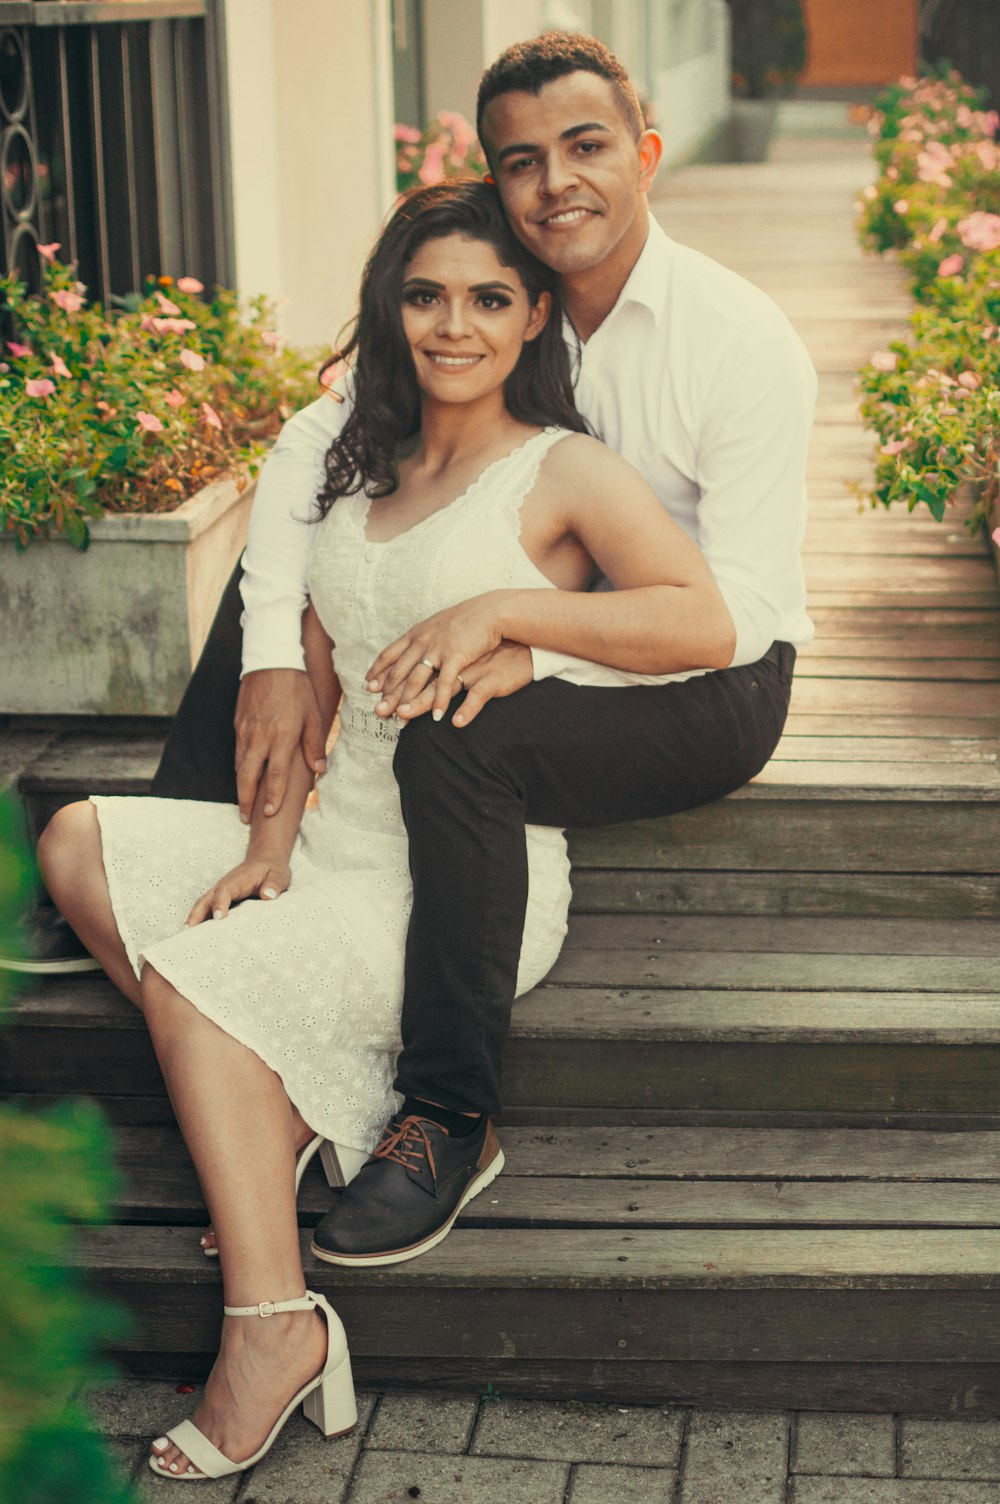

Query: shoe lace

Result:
[373,1115,441,1181]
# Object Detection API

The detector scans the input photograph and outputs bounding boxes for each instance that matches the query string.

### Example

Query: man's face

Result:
[480,71,658,279]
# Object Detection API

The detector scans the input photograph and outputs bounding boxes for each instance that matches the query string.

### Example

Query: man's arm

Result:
[235,385,352,821]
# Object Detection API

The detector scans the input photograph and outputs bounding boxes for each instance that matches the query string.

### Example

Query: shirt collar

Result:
[611,214,672,326]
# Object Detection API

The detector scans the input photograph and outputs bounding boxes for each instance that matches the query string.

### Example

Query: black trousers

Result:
[391,642,795,1116]
[152,559,795,1118]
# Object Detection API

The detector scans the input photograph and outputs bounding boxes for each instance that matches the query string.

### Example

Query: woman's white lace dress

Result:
[93,427,582,1154]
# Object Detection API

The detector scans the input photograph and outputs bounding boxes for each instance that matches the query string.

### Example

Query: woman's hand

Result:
[186,856,292,925]
[366,594,508,721]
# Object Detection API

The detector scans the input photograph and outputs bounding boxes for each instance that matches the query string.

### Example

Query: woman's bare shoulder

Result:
[543,431,652,499]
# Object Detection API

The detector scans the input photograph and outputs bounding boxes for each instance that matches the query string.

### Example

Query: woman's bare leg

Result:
[141,964,329,1476]
[200,1102,317,1256]
[36,801,140,1006]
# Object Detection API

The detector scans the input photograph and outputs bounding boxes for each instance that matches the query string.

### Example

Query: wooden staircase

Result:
[4,132,1000,1414]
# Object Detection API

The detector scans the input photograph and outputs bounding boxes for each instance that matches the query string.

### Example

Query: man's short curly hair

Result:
[476,31,644,152]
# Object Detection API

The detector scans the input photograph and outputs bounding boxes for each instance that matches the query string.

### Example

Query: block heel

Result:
[301,1347,357,1436]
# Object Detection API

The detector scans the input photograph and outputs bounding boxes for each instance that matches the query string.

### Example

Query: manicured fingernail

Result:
[367,679,380,691]
[261,887,277,900]
[454,714,465,726]
[376,700,388,713]
[153,1438,169,1451]
[240,812,249,824]
[212,909,223,921]
[432,709,443,722]
[263,803,274,816]
[399,703,411,715]
[169,1463,178,1473]
[316,759,327,773]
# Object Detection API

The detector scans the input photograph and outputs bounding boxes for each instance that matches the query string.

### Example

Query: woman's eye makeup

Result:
[401,285,513,310]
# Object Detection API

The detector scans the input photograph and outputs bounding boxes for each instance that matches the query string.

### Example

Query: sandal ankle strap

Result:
[224,1292,317,1318]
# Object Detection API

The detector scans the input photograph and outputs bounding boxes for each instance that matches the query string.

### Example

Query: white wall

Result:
[224,0,395,348]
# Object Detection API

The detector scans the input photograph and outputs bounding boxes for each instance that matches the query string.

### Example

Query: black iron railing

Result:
[0,0,233,302]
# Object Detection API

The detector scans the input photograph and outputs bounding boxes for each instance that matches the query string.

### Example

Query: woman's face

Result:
[400,232,550,407]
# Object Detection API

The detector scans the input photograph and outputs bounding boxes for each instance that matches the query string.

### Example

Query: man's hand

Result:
[186,855,292,925]
[385,641,534,727]
[366,594,507,721]
[235,669,326,824]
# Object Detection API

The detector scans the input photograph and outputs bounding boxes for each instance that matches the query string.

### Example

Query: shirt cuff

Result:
[240,607,307,677]
[530,646,579,681]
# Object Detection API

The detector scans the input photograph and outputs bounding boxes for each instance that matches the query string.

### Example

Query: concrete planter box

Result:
[0,475,254,716]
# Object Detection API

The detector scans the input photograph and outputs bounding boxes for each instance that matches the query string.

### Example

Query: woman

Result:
[38,178,730,1481]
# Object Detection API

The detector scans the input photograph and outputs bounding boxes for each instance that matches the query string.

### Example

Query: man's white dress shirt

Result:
[240,216,817,682]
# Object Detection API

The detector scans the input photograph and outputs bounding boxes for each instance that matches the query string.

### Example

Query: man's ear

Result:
[637,129,663,194]
[523,288,551,342]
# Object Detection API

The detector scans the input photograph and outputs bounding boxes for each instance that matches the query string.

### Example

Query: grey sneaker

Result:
[0,907,100,975]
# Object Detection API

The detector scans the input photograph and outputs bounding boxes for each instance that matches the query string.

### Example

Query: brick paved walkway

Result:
[89,1379,1000,1501]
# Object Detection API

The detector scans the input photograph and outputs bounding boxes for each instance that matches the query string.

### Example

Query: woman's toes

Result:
[201,1228,218,1254]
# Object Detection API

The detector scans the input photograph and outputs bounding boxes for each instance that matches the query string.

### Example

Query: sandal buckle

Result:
[257,1300,277,1318]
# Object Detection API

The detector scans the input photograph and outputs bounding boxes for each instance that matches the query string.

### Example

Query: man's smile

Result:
[537,207,599,227]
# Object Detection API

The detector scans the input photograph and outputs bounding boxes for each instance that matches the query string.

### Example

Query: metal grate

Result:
[0,0,233,302]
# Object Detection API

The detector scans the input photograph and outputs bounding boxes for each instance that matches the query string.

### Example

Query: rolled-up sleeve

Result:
[240,389,352,676]
[694,327,817,668]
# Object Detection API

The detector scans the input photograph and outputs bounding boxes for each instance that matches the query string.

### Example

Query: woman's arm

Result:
[367,435,736,720]
[187,604,341,923]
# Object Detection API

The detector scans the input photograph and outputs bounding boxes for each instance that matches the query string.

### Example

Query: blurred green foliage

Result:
[0,793,137,1504]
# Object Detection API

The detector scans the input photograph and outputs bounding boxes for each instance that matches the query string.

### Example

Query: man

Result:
[42,34,818,1257]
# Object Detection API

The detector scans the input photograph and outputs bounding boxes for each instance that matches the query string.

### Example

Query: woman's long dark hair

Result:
[315,177,588,518]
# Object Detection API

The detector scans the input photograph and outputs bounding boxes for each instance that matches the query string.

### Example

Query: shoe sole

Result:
[309,1146,505,1268]
[0,956,101,975]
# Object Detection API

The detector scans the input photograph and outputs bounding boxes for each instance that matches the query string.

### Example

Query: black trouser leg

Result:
[149,559,244,803]
[392,642,796,1117]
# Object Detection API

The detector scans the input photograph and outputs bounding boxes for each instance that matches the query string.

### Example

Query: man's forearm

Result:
[496,585,736,675]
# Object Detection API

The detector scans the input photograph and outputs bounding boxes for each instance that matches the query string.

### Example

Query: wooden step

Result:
[8,914,1000,1125]
[67,1124,1000,1412]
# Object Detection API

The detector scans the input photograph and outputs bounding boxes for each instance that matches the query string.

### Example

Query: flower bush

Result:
[1,248,324,549]
[856,69,1000,528]
[395,111,487,193]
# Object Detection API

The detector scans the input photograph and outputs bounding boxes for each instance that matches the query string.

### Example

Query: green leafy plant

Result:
[395,111,487,193]
[856,71,1000,528]
[0,794,137,1503]
[1,251,326,549]
[726,0,807,100]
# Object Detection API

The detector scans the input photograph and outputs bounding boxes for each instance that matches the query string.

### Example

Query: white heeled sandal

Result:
[201,1135,370,1257]
[148,1289,356,1481]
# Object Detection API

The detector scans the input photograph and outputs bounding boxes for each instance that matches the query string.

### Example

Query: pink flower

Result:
[880,440,907,455]
[155,291,182,316]
[25,378,56,397]
[165,388,186,408]
[928,216,948,243]
[153,317,197,335]
[957,212,1000,252]
[51,289,83,313]
[201,402,223,429]
[975,139,1000,172]
[983,110,1000,138]
[49,352,72,378]
[176,276,204,294]
[863,184,877,200]
[140,315,158,333]
[6,340,32,358]
[870,351,898,372]
[957,371,981,390]
[394,123,422,143]
[418,142,447,186]
[38,242,60,262]
[937,253,964,277]
[993,527,1000,547]
[436,110,475,150]
[180,348,205,372]
[956,104,974,129]
[137,411,164,433]
[893,199,909,214]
